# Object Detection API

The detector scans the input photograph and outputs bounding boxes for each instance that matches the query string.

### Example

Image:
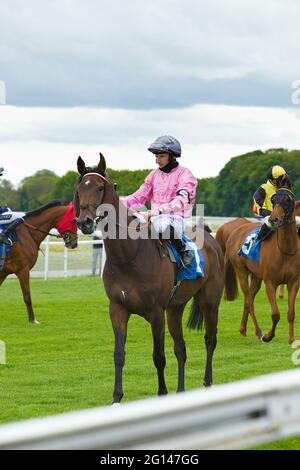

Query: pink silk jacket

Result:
[121,165,198,218]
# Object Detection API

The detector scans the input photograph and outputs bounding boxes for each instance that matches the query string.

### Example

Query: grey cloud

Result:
[1,0,299,108]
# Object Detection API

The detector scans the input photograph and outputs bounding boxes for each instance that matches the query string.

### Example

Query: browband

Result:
[83,172,110,183]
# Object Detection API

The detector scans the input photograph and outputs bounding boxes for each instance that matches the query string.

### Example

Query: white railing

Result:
[0,368,300,450]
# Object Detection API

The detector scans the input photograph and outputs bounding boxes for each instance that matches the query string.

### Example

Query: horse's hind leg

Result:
[287,277,299,344]
[150,306,168,396]
[166,303,187,392]
[16,269,39,324]
[109,302,130,404]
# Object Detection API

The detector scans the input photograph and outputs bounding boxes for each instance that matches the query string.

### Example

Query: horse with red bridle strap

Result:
[0,201,77,323]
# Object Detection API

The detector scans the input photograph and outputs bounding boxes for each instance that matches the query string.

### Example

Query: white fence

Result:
[26,216,257,280]
[0,368,299,450]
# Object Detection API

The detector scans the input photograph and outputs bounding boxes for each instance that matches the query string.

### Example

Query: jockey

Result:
[121,135,198,267]
[0,166,9,214]
[0,166,23,234]
[252,165,289,242]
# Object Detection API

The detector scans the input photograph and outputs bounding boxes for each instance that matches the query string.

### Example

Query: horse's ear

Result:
[73,191,80,218]
[97,152,107,174]
[77,156,86,175]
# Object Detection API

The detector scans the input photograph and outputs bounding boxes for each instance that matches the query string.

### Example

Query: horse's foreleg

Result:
[262,280,280,342]
[109,302,130,404]
[16,269,38,323]
[150,307,168,396]
[287,278,299,344]
[166,304,186,393]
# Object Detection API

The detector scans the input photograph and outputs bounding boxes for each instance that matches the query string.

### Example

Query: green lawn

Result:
[0,276,300,449]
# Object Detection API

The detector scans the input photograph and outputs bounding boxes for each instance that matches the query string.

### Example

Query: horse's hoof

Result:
[32,320,40,324]
[261,334,273,343]
[289,337,296,345]
[111,403,121,407]
[239,329,247,337]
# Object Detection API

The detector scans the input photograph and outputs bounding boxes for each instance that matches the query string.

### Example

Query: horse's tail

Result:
[186,292,203,330]
[224,256,238,301]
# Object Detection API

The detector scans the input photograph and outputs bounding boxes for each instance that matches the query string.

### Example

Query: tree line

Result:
[1,148,300,216]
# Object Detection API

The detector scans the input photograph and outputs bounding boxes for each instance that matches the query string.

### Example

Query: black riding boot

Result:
[256,223,272,242]
[169,226,193,268]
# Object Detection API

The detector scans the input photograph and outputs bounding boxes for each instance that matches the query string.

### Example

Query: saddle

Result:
[0,217,24,271]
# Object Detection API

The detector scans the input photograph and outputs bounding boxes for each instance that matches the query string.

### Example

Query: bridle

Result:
[23,222,75,247]
[271,188,298,256]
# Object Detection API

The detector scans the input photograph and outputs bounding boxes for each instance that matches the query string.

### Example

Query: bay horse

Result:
[74,154,224,403]
[224,186,300,344]
[0,201,77,323]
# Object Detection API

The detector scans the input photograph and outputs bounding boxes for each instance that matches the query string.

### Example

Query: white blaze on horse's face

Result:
[85,180,91,186]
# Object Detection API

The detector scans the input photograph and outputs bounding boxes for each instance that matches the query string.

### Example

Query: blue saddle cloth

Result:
[238,228,262,262]
[168,233,205,281]
[0,223,13,258]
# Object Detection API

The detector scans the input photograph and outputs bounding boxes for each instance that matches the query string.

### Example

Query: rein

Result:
[23,221,63,239]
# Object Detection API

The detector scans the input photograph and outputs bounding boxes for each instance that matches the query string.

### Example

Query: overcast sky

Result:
[1,0,300,186]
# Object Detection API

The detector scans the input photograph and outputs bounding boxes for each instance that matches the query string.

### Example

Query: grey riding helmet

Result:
[0,167,4,177]
[148,136,182,158]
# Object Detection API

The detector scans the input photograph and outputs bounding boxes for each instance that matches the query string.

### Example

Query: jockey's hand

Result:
[146,209,160,219]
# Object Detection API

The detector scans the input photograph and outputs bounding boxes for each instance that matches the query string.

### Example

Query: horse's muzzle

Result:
[77,216,95,235]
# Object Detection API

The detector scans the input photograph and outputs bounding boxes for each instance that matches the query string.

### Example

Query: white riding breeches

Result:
[151,215,186,239]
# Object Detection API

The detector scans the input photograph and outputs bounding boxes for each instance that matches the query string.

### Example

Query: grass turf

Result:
[0,276,300,449]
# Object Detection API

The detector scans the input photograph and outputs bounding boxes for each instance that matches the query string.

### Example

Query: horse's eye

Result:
[72,220,77,225]
[97,185,104,192]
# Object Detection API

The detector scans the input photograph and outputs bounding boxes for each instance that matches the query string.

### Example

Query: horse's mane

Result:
[77,166,108,184]
[24,200,63,218]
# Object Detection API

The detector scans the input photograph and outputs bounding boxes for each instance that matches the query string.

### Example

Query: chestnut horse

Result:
[0,201,77,323]
[224,187,300,344]
[74,155,224,403]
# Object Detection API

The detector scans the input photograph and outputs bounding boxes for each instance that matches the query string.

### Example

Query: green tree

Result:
[0,178,18,209]
[51,171,78,203]
[17,171,59,211]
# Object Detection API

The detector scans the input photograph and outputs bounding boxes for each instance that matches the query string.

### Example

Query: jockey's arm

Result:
[253,186,272,218]
[159,170,197,215]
